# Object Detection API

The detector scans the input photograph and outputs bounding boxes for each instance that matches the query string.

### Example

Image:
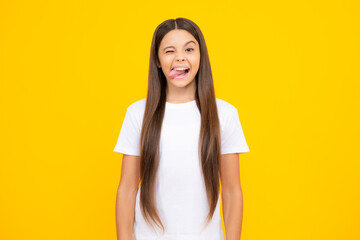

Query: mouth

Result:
[169,67,190,79]
[171,67,190,72]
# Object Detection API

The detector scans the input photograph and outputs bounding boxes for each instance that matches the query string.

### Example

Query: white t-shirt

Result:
[114,98,250,240]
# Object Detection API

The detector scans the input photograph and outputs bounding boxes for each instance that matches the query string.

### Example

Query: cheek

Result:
[190,53,200,62]
[190,55,200,69]
[159,54,170,63]
[162,54,173,61]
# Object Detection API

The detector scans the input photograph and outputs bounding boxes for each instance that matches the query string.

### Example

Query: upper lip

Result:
[171,65,190,70]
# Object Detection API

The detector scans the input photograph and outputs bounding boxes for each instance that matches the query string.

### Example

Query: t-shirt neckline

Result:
[165,99,196,108]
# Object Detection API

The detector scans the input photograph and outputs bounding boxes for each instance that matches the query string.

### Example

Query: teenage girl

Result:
[114,17,250,240]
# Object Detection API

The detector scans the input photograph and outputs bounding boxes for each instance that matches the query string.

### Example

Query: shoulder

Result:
[215,98,240,128]
[216,98,238,116]
[126,98,146,112]
[125,98,146,123]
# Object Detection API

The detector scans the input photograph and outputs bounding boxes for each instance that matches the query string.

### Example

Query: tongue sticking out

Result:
[168,69,188,78]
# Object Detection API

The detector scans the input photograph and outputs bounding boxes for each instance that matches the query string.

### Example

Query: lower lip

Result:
[174,70,190,79]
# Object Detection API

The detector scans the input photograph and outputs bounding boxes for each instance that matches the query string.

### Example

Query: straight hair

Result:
[139,17,221,232]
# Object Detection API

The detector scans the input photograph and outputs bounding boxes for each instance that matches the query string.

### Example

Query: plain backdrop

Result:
[0,0,359,239]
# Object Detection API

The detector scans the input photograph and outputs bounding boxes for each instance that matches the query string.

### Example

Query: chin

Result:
[169,78,195,88]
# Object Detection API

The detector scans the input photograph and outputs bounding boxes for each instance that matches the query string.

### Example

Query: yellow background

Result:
[1,0,359,239]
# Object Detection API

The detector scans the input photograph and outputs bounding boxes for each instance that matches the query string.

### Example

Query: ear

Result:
[155,58,161,68]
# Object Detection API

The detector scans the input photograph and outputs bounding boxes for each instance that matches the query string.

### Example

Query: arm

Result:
[220,153,243,240]
[116,154,141,240]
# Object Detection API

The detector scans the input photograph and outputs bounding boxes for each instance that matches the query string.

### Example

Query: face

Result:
[157,29,200,89]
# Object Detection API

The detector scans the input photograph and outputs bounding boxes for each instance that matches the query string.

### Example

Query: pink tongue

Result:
[168,69,186,78]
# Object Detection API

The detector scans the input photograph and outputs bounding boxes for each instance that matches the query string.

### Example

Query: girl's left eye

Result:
[186,48,194,52]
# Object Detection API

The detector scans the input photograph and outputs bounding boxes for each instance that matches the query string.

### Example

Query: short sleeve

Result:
[113,107,141,156]
[221,108,250,155]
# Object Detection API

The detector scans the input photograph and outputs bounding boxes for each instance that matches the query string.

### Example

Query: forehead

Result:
[160,29,198,47]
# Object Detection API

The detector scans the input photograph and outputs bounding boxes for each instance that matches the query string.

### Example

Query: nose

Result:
[175,53,186,62]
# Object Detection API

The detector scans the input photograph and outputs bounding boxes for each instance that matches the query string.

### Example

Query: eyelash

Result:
[165,48,194,53]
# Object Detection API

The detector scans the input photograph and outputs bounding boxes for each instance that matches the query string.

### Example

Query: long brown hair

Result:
[139,17,221,232]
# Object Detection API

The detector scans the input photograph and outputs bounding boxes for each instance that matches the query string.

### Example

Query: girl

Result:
[114,18,250,240]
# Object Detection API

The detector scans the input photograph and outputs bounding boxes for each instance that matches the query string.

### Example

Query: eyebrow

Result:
[163,40,196,51]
